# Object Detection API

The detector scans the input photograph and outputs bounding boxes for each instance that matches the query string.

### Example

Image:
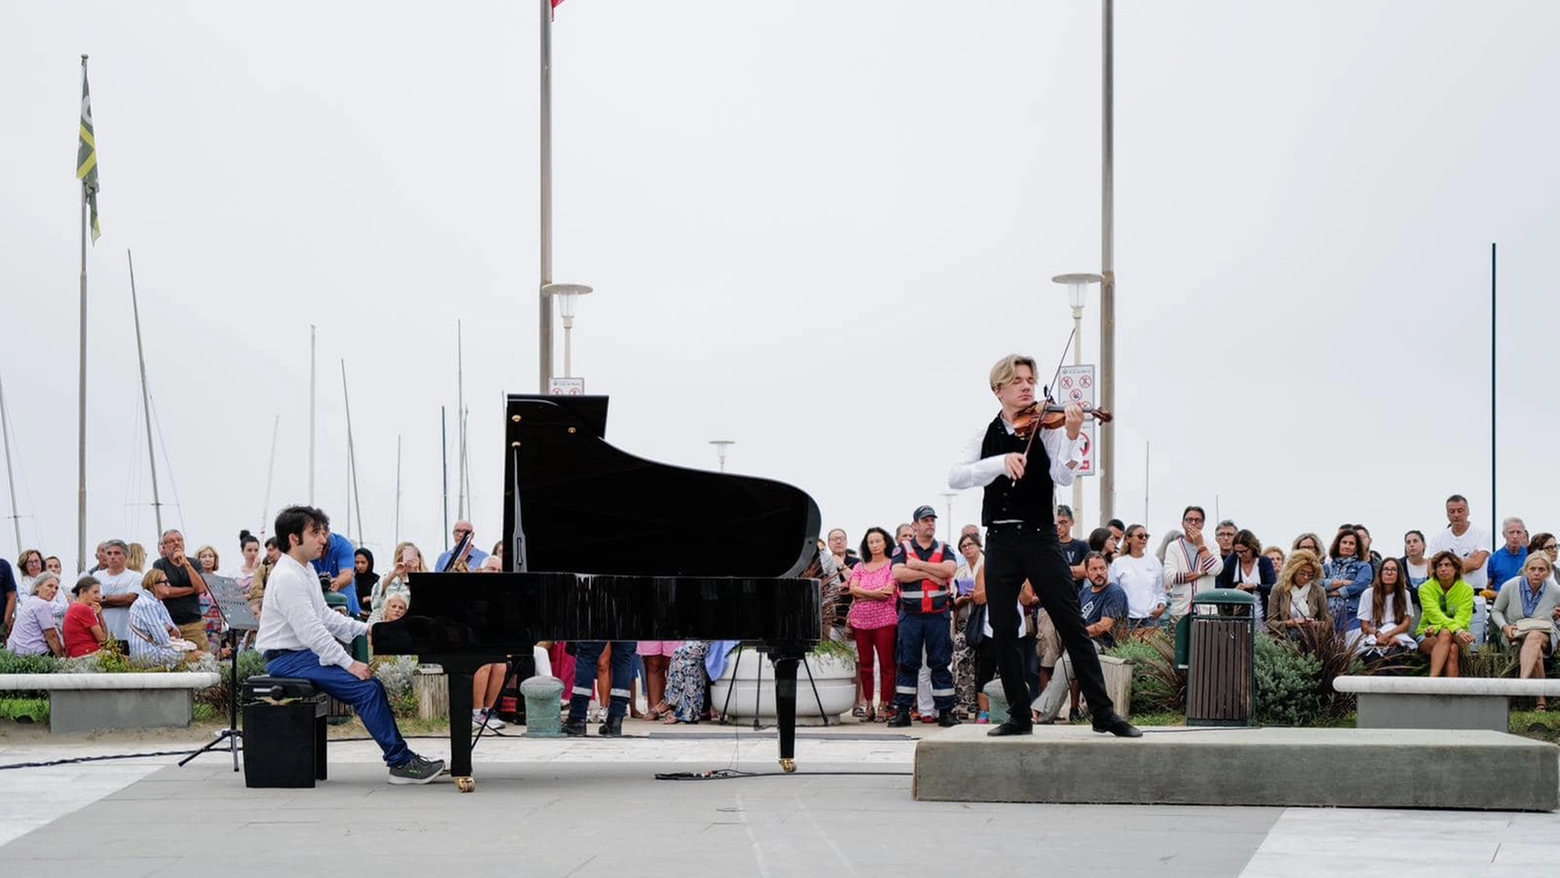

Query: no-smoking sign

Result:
[1057,364,1096,476]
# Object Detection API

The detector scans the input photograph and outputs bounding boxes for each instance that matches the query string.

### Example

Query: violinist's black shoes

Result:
[1091,711,1143,738]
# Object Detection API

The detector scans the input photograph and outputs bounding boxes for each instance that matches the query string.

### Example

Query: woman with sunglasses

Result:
[1110,524,1166,629]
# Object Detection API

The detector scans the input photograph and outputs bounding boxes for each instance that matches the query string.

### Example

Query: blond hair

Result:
[195,544,220,572]
[126,543,147,572]
[988,354,1038,392]
[392,542,425,572]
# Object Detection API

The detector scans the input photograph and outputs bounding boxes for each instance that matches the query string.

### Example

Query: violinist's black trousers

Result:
[983,521,1114,723]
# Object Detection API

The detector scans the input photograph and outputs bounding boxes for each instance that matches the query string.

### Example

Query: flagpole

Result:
[126,250,163,538]
[76,59,90,574]
[538,0,555,392]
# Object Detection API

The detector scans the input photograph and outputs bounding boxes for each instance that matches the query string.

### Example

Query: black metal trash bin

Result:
[242,676,329,788]
[1177,590,1257,727]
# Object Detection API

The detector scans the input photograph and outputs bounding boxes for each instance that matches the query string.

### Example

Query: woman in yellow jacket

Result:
[1417,550,1476,677]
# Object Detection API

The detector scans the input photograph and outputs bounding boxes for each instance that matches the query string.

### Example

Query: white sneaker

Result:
[471,709,506,730]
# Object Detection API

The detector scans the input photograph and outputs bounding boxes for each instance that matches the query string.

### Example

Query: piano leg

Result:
[771,649,800,773]
[447,670,477,792]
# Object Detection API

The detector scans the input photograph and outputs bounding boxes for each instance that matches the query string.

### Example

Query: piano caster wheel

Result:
[778,758,796,774]
[455,776,476,793]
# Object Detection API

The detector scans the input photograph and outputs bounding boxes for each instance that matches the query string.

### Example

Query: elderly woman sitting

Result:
[127,571,197,668]
[1491,552,1560,710]
[1268,550,1330,638]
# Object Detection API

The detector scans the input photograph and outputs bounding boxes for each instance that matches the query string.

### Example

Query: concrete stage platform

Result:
[914,725,1559,811]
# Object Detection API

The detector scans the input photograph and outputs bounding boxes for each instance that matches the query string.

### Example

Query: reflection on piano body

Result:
[372,395,823,790]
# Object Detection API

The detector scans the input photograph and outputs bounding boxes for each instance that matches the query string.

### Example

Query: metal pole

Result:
[341,361,364,545]
[1099,0,1117,524]
[564,321,573,377]
[941,492,957,544]
[1491,242,1497,536]
[308,325,316,504]
[261,415,279,534]
[395,433,403,545]
[77,186,88,574]
[1072,306,1084,525]
[126,250,163,537]
[457,321,465,520]
[538,0,555,391]
[441,406,450,553]
[0,372,22,556]
[1143,441,1150,528]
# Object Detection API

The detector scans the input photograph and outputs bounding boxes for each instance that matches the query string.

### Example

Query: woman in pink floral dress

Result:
[847,527,898,721]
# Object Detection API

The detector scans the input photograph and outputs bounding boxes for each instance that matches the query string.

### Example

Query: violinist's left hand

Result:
[1064,403,1084,437]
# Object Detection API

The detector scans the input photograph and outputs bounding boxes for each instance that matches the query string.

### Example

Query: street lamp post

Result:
[543,283,593,378]
[709,440,735,473]
[940,491,957,544]
[1052,273,1101,525]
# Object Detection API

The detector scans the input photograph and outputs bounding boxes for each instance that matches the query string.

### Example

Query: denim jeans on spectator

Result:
[266,649,411,767]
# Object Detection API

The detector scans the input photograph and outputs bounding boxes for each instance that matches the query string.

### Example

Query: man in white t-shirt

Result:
[1426,494,1492,646]
[95,539,144,647]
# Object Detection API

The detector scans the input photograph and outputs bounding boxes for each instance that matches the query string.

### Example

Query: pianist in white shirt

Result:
[255,504,445,785]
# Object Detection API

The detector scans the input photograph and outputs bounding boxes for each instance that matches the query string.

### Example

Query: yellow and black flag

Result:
[76,57,100,243]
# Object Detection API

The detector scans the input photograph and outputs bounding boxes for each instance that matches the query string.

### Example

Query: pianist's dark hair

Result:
[858,527,894,562]
[275,504,331,551]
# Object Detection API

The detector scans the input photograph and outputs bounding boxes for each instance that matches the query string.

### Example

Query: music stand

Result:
[180,575,258,772]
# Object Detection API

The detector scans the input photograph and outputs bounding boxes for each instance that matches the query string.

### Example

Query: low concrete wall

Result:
[915,725,1559,811]
[1357,693,1508,733]
[50,688,196,734]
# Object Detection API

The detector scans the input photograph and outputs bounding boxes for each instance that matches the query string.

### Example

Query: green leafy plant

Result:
[0,697,50,724]
[809,638,857,664]
[1253,634,1326,726]
[371,655,419,700]
[1105,630,1184,715]
[0,649,61,675]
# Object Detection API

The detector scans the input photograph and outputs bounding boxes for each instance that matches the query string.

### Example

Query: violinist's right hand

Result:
[1004,453,1027,481]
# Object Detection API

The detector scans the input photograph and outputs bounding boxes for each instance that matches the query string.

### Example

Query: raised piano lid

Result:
[502,395,821,578]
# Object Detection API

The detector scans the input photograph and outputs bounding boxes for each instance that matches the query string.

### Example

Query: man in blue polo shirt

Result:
[1487,517,1529,591]
[312,523,361,617]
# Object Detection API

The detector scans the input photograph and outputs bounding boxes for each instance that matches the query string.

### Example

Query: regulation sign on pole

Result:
[548,377,584,396]
[1055,364,1096,477]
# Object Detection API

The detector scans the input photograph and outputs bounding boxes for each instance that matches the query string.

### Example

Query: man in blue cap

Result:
[887,505,960,728]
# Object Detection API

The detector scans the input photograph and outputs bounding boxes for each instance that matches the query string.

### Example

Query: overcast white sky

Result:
[2,1,1557,571]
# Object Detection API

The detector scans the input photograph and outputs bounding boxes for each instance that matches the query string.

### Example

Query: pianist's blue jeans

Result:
[569,640,638,720]
[266,649,412,767]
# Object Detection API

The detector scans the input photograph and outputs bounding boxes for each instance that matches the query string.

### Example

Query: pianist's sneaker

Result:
[388,754,446,785]
[472,708,507,730]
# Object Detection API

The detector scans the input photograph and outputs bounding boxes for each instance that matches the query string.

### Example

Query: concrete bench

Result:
[0,672,221,733]
[1333,675,1560,733]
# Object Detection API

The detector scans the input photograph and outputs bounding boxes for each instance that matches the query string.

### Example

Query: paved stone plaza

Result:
[2,723,1557,877]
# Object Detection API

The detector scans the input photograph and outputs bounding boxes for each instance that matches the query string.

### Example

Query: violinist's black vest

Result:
[980,414,1057,527]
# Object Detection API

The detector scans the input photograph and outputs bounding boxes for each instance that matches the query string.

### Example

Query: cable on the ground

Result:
[654,768,912,781]
[0,749,204,771]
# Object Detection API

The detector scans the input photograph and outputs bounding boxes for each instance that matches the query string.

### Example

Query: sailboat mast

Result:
[340,360,364,545]
[0,372,22,556]
[308,325,316,504]
[126,250,163,536]
[261,415,279,534]
[456,321,465,520]
[441,405,449,553]
[394,434,402,545]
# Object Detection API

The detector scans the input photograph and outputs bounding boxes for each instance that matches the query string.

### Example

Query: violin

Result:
[1011,402,1113,440]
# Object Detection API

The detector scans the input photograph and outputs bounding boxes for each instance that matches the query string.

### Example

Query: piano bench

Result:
[241,676,329,788]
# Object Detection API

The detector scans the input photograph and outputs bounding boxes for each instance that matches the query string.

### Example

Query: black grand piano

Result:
[371,395,823,790]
